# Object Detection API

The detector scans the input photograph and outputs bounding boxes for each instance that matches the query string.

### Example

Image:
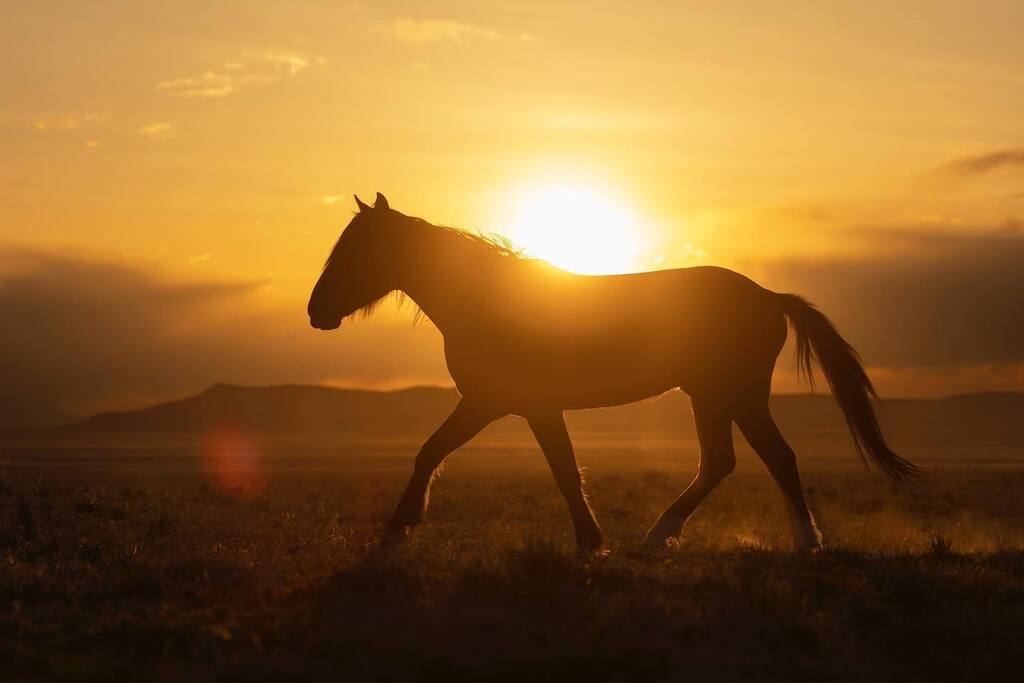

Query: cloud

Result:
[0,245,446,427]
[137,121,176,141]
[32,111,110,132]
[383,18,530,44]
[262,52,316,76]
[157,52,322,98]
[157,70,271,98]
[756,145,1024,245]
[751,227,1024,368]
[939,148,1024,177]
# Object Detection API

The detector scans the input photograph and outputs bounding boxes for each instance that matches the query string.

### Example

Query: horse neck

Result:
[396,223,511,334]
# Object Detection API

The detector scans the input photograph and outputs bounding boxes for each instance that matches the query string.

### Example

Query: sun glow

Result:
[509,185,642,275]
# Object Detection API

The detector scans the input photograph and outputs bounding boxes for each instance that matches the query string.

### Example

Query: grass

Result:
[2,439,1024,681]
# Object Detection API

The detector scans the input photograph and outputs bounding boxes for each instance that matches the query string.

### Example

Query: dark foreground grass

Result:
[2,460,1024,682]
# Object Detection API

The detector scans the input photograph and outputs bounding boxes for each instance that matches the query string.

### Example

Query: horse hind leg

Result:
[735,400,823,552]
[643,396,735,549]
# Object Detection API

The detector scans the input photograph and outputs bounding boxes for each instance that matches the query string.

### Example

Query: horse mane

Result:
[329,211,525,324]
[404,215,524,260]
[324,212,522,270]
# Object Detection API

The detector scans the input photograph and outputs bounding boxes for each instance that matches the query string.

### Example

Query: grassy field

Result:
[3,430,1024,682]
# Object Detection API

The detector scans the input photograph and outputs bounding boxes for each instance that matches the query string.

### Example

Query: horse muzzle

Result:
[310,315,342,331]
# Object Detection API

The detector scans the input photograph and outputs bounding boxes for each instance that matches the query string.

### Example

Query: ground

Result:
[2,431,1024,682]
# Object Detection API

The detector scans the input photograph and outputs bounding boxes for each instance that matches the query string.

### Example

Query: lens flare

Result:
[201,430,266,496]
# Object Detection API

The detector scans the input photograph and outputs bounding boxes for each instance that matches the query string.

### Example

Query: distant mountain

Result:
[71,384,459,436]
[64,385,1024,453]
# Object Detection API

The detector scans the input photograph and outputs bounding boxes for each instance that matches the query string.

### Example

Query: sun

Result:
[509,184,642,275]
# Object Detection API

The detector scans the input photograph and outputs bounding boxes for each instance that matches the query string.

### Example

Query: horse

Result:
[308,192,917,553]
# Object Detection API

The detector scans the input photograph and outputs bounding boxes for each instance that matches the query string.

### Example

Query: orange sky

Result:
[2,2,1024,420]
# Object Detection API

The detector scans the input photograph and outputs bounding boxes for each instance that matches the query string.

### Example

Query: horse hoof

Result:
[641,526,677,551]
[793,543,825,555]
[642,515,685,552]
[577,546,610,559]
[379,524,412,546]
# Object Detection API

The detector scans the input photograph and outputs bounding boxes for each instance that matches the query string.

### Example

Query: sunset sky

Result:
[2,1,1024,423]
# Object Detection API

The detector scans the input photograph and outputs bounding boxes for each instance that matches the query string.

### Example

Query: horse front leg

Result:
[527,412,604,554]
[384,399,500,539]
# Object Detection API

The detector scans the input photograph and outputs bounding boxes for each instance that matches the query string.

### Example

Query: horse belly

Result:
[444,332,690,412]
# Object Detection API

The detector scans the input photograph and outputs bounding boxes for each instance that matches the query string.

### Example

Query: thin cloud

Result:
[32,111,110,132]
[157,70,272,98]
[384,18,532,44]
[263,52,317,75]
[157,52,322,98]
[137,122,176,141]
[936,148,1024,177]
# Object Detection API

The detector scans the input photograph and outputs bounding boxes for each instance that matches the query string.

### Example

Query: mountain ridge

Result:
[61,383,1024,439]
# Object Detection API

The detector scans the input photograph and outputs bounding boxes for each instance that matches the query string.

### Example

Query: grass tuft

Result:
[929,533,957,558]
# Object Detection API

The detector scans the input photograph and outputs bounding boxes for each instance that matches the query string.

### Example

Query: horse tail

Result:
[776,293,919,484]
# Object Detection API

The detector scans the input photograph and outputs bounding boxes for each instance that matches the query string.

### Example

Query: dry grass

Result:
[2,437,1024,681]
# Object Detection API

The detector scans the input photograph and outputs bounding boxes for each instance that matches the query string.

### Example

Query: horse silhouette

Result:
[309,193,917,553]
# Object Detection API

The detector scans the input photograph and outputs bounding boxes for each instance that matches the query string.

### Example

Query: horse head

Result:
[308,192,400,330]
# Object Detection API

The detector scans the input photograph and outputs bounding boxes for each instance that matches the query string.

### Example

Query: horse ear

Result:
[354,195,370,212]
[374,192,390,210]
